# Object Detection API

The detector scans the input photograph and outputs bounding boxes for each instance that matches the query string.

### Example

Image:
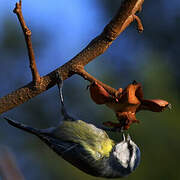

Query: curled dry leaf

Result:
[89,81,170,130]
[88,82,119,104]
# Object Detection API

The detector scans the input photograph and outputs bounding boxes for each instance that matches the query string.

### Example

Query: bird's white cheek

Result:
[113,145,130,168]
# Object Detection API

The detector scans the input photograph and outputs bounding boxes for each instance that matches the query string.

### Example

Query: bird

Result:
[4,72,141,178]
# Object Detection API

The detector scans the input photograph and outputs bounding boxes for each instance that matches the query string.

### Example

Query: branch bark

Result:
[0,0,144,114]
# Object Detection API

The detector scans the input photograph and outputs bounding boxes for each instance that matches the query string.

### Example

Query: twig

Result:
[13,0,41,84]
[68,0,144,67]
[0,0,144,114]
[77,68,117,96]
[133,14,144,32]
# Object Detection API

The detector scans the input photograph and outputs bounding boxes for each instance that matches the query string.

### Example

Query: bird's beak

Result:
[122,133,126,141]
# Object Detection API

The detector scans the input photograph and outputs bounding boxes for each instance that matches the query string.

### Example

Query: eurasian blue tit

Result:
[4,73,141,178]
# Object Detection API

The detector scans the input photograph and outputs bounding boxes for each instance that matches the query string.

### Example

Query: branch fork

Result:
[0,0,145,114]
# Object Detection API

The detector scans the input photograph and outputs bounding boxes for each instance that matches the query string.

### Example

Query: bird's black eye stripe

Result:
[128,143,133,160]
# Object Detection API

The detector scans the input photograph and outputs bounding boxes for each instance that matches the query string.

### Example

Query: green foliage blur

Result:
[0,0,179,180]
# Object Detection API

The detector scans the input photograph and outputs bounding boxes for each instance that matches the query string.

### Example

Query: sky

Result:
[0,0,111,74]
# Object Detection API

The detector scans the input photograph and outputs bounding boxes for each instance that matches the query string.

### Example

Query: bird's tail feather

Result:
[4,117,41,136]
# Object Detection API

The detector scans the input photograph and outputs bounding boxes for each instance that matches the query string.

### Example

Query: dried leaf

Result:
[140,99,169,112]
[89,82,115,104]
[88,81,170,130]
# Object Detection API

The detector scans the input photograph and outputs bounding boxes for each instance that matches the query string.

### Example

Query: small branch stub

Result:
[133,14,144,32]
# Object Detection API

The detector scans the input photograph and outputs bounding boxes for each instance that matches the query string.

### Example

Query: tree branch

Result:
[14,0,40,84]
[0,0,144,114]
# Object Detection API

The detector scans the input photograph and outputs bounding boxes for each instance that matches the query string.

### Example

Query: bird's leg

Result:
[56,72,76,121]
